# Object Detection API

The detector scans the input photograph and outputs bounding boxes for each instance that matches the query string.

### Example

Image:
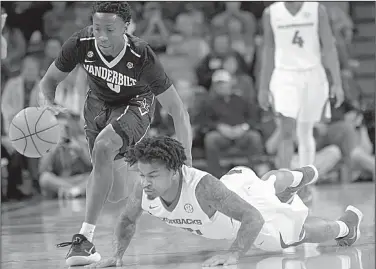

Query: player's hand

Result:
[258,90,272,111]
[202,252,239,267]
[42,103,69,116]
[331,84,344,108]
[84,257,123,268]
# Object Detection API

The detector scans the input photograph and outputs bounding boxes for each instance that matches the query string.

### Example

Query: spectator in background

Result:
[42,2,69,40]
[1,10,7,59]
[1,19,27,82]
[222,55,257,104]
[1,55,43,196]
[2,55,42,132]
[134,2,174,53]
[212,2,257,38]
[39,114,92,199]
[40,37,62,76]
[58,1,92,42]
[167,3,210,63]
[195,32,248,90]
[198,70,263,177]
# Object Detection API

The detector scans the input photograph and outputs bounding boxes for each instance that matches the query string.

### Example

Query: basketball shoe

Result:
[57,234,101,266]
[336,206,363,247]
[277,165,318,204]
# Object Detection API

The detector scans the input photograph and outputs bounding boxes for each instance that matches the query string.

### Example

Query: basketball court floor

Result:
[2,183,374,269]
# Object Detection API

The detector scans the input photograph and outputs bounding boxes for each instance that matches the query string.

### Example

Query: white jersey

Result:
[270,2,322,70]
[141,165,240,240]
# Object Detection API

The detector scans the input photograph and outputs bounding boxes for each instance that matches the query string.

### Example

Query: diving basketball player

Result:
[40,2,192,266]
[258,2,344,198]
[85,137,362,268]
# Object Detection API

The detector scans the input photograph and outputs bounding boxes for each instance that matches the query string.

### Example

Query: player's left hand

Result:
[331,84,344,108]
[202,252,239,267]
[84,257,123,268]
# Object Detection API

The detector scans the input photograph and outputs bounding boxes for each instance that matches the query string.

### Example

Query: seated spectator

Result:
[40,37,62,76]
[222,55,256,104]
[212,2,257,38]
[1,18,27,82]
[198,70,263,177]
[167,4,210,63]
[39,114,92,199]
[58,1,91,42]
[1,55,43,195]
[134,2,174,54]
[42,2,70,40]
[195,32,248,89]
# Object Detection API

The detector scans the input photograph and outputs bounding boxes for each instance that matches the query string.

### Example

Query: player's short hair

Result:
[91,1,132,23]
[125,136,187,171]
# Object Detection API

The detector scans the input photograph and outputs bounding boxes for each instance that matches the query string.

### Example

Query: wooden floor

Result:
[1,183,374,269]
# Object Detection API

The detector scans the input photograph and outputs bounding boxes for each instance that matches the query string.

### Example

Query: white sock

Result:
[335,221,349,238]
[290,171,303,187]
[79,222,96,242]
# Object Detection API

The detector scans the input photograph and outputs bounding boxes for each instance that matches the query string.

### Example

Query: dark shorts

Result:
[83,90,155,159]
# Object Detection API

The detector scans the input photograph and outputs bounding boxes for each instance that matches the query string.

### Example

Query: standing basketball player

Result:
[40,2,192,266]
[84,136,362,268]
[258,3,344,182]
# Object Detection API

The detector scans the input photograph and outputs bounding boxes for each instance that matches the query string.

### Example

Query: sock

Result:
[79,222,96,242]
[335,221,349,238]
[290,171,303,187]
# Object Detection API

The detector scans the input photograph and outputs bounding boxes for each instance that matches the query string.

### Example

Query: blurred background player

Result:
[258,2,344,203]
[85,136,363,268]
[39,2,192,266]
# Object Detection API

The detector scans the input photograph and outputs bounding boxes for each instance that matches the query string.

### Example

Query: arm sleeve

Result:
[54,32,80,73]
[139,45,173,96]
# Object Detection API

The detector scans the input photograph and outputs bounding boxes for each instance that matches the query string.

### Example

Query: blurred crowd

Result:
[1,1,374,203]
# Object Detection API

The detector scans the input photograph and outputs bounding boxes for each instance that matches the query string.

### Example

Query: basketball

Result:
[8,107,61,158]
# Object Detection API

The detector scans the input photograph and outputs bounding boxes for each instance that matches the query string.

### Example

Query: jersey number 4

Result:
[107,83,120,93]
[292,30,304,48]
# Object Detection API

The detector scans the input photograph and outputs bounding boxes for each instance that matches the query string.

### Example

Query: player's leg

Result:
[269,69,300,169]
[299,206,363,246]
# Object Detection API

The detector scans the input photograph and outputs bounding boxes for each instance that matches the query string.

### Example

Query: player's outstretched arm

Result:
[258,8,275,111]
[156,86,192,166]
[86,182,143,268]
[318,4,344,107]
[197,175,265,266]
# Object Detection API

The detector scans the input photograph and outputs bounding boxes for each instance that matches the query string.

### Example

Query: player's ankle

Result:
[335,221,349,238]
[79,222,96,242]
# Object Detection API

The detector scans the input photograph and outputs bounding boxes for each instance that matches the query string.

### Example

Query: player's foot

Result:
[56,234,101,266]
[336,206,363,247]
[286,165,319,193]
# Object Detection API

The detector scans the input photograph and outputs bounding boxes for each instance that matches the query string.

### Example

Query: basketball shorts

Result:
[269,66,330,122]
[221,166,309,252]
[83,90,155,160]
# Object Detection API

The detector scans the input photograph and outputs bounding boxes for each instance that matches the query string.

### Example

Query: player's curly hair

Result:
[125,136,187,172]
[91,1,132,23]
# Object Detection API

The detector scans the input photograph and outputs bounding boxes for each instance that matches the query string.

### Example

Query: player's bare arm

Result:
[196,175,265,266]
[40,63,70,105]
[86,182,143,268]
[156,85,193,166]
[258,8,275,111]
[318,4,344,107]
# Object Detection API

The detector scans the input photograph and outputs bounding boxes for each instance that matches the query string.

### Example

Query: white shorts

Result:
[269,66,330,122]
[221,167,309,252]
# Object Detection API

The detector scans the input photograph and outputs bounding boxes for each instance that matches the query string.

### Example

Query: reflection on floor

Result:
[1,183,374,269]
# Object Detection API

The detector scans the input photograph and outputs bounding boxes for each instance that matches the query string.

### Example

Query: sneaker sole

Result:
[346,205,363,244]
[66,252,101,266]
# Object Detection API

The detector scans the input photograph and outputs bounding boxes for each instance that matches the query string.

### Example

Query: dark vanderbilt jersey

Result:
[55,26,172,104]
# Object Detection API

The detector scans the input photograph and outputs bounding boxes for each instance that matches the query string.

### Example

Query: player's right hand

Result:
[84,257,123,268]
[43,103,69,116]
[258,90,272,111]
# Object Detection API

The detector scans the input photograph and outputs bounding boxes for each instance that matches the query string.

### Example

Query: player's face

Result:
[138,161,176,200]
[92,13,129,56]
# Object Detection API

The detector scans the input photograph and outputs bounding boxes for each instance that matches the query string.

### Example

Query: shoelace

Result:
[56,241,76,248]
